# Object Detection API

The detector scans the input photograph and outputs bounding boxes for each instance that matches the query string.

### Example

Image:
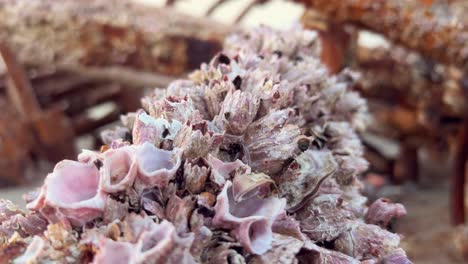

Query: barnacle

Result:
[2,26,410,263]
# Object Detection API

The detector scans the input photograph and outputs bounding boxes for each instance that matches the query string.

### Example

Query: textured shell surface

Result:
[1,26,410,264]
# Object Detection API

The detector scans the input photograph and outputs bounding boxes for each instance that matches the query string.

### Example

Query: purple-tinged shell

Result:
[174,121,223,159]
[214,90,260,135]
[366,198,407,227]
[183,159,210,194]
[231,172,274,202]
[207,155,248,187]
[135,142,182,190]
[244,115,302,175]
[213,181,286,254]
[13,236,46,263]
[29,160,107,226]
[132,111,182,147]
[135,220,195,264]
[92,239,136,264]
[99,146,138,193]
[334,222,401,260]
[277,149,337,208]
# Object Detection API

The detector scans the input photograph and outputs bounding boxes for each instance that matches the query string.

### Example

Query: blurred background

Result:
[0,0,467,263]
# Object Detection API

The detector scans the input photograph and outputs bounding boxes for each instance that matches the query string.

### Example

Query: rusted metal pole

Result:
[0,43,40,118]
[452,119,467,225]
[297,0,468,71]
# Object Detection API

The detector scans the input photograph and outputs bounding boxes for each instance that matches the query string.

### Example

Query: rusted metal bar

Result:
[0,43,40,118]
[394,142,420,184]
[297,0,468,70]
[452,118,467,225]
[0,0,229,77]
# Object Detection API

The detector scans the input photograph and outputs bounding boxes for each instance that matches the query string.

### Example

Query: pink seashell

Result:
[100,126,130,146]
[213,181,286,255]
[93,239,136,264]
[366,198,407,227]
[99,146,138,193]
[231,172,274,202]
[132,110,182,146]
[201,79,232,119]
[77,149,102,164]
[174,121,223,159]
[136,220,195,264]
[271,212,306,241]
[243,108,304,175]
[123,212,159,243]
[135,142,182,189]
[183,159,210,194]
[14,236,46,263]
[206,155,248,187]
[214,90,260,135]
[233,216,272,255]
[41,160,107,226]
[145,95,198,124]
[334,222,401,260]
[300,240,360,264]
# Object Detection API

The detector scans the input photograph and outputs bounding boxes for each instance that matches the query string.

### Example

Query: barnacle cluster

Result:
[1,26,409,263]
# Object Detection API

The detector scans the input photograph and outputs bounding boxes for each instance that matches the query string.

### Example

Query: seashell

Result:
[165,194,196,233]
[144,95,199,124]
[213,181,286,254]
[296,196,355,242]
[100,126,130,146]
[99,146,137,193]
[271,213,305,241]
[183,159,210,194]
[135,142,182,190]
[13,236,46,263]
[135,220,195,264]
[206,155,249,187]
[245,122,302,175]
[277,149,337,208]
[214,90,260,135]
[200,82,230,120]
[174,121,223,159]
[40,160,107,226]
[334,222,401,261]
[231,172,274,202]
[365,198,407,227]
[92,239,136,264]
[132,110,182,147]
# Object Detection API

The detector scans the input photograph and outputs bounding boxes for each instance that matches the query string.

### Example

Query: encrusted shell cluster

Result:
[1,26,409,264]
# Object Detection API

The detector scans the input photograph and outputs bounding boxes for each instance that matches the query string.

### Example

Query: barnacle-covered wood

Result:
[0,0,229,76]
[298,0,468,70]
